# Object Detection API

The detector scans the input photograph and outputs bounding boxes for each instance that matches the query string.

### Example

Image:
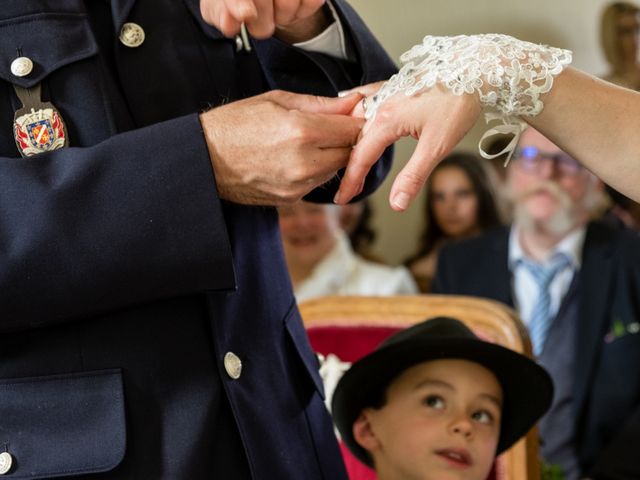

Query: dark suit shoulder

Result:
[438,226,510,266]
[585,220,640,262]
[432,226,510,300]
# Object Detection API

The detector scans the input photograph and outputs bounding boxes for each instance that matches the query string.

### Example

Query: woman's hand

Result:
[336,83,482,211]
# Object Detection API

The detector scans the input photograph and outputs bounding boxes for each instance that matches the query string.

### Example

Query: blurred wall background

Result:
[352,0,613,264]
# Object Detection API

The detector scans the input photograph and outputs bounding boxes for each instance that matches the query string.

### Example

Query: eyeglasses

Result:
[512,146,583,177]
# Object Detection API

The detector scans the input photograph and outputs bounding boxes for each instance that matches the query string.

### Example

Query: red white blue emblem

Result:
[12,83,69,157]
[14,108,67,156]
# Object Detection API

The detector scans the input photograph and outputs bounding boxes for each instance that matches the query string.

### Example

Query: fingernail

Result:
[338,90,362,98]
[392,192,410,210]
[333,190,342,204]
[239,4,257,18]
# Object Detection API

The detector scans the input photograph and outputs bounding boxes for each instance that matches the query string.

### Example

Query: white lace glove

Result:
[365,34,572,165]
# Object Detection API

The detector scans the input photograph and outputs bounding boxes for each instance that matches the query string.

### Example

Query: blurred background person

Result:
[602,184,640,231]
[338,200,381,262]
[433,127,640,480]
[601,1,640,89]
[279,202,417,303]
[404,152,504,292]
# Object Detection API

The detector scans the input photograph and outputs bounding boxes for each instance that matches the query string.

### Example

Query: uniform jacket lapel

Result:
[110,0,137,36]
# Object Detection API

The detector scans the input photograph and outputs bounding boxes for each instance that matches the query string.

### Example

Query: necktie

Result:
[522,253,571,356]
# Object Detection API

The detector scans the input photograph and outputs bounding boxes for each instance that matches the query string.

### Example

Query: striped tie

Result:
[522,253,571,356]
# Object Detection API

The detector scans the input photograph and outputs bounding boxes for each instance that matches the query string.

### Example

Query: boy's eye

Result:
[471,410,494,424]
[423,395,445,409]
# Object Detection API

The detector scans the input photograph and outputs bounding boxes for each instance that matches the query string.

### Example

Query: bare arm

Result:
[529,67,640,202]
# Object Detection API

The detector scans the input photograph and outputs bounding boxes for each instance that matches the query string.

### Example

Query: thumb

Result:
[338,81,385,99]
[334,121,398,204]
[388,136,441,212]
[271,90,363,115]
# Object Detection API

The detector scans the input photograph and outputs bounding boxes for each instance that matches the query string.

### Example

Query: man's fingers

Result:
[291,0,326,22]
[218,11,243,37]
[200,0,257,36]
[273,0,300,25]
[338,81,385,99]
[307,113,363,148]
[226,0,259,22]
[272,90,363,115]
[315,146,353,173]
[245,0,275,38]
[388,136,439,212]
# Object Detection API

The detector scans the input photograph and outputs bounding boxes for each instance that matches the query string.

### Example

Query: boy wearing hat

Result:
[332,317,553,480]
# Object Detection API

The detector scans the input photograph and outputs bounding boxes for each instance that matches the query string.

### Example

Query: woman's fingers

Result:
[334,116,398,204]
[388,136,440,211]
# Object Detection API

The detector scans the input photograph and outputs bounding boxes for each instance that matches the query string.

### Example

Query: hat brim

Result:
[331,336,553,467]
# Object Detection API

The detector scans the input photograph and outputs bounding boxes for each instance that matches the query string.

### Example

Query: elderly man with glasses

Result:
[432,126,640,480]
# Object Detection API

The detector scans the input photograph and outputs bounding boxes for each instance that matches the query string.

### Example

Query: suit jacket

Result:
[0,1,396,478]
[433,222,640,479]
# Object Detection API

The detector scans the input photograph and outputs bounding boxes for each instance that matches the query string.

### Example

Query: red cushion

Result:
[307,325,401,362]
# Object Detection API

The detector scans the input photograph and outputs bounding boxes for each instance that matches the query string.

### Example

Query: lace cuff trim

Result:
[365,34,572,165]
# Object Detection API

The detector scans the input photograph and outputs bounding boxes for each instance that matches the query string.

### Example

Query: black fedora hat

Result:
[331,316,553,467]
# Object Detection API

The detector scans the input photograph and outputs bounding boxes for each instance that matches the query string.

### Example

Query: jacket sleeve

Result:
[0,114,235,331]
[0,0,394,330]
[590,405,640,479]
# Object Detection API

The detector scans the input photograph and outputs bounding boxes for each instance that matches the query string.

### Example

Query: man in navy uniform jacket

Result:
[0,0,395,478]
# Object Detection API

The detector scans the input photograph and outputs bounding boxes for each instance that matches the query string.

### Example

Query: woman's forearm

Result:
[530,67,640,201]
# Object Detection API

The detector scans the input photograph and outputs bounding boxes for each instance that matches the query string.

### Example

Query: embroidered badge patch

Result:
[12,83,69,157]
[14,108,66,156]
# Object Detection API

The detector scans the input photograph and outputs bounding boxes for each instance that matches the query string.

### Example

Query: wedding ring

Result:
[361,96,368,111]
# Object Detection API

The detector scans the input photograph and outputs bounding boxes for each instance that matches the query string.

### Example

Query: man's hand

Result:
[200,0,329,42]
[199,90,363,206]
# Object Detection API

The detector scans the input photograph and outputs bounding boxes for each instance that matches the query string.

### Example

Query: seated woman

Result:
[404,152,503,292]
[279,201,418,302]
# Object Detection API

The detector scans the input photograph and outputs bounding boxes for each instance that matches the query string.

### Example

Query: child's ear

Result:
[353,411,380,452]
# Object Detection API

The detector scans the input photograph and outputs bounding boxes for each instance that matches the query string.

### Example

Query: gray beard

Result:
[512,181,578,236]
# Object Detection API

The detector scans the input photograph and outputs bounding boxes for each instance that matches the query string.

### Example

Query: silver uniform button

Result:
[11,57,33,77]
[224,352,242,379]
[119,22,145,48]
[0,452,13,475]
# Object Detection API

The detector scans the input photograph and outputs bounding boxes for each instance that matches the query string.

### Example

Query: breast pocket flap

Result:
[0,12,97,89]
[0,369,126,479]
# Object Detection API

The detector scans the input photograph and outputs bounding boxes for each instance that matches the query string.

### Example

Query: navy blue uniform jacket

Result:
[433,223,640,480]
[0,1,396,478]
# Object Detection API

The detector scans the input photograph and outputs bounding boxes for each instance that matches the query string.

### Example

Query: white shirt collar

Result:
[508,224,587,270]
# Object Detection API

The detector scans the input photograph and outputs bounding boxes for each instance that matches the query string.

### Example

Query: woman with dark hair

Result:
[405,152,503,292]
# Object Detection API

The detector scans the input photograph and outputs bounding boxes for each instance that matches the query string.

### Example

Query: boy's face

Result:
[355,359,502,480]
